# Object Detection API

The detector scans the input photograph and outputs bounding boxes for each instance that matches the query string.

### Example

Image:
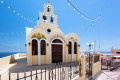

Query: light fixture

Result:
[81,15,83,17]
[74,8,76,10]
[91,42,94,46]
[78,12,80,14]
[8,6,10,8]
[13,10,15,12]
[18,13,19,15]
[1,0,3,3]
[86,43,90,46]
[25,44,27,47]
[68,2,70,5]
[29,42,31,46]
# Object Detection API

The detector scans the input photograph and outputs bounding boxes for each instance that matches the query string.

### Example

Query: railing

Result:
[0,61,82,80]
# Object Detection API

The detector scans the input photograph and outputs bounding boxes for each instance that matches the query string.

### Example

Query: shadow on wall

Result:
[8,57,28,73]
[10,55,15,64]
[0,54,17,70]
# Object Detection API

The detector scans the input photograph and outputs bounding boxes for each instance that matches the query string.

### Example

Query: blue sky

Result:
[0,0,120,52]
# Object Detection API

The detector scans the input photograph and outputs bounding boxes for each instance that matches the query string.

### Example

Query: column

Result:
[72,42,74,62]
[62,44,64,63]
[38,41,41,65]
[49,44,52,64]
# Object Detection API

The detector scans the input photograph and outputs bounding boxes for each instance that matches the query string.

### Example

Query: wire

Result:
[1,0,36,23]
[0,31,25,35]
[67,0,101,22]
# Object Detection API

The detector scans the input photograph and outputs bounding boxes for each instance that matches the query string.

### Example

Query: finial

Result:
[48,1,50,3]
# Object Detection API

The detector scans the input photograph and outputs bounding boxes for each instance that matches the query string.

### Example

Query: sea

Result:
[85,51,111,54]
[0,52,26,58]
[0,51,111,58]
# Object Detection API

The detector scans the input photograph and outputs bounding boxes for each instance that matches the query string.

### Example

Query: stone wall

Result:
[0,53,26,71]
[92,55,101,77]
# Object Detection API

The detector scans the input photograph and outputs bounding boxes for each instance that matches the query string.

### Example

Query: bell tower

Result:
[37,1,57,25]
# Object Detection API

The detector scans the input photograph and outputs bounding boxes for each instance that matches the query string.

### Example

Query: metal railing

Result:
[0,61,82,80]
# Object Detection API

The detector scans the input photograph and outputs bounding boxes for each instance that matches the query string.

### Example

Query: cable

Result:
[67,0,101,22]
[1,0,36,23]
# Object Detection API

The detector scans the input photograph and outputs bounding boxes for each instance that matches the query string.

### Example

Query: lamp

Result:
[25,44,27,47]
[86,43,90,46]
[86,42,94,76]
[29,42,31,46]
[91,42,94,46]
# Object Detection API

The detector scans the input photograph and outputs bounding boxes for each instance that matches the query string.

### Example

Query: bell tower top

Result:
[48,1,50,3]
[43,1,54,14]
[37,2,57,25]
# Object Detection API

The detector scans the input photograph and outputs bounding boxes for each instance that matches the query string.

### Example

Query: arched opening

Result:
[50,16,54,23]
[43,15,47,20]
[68,42,72,54]
[41,40,46,55]
[74,42,77,54]
[32,39,38,55]
[47,7,51,12]
[51,39,63,63]
[52,39,62,43]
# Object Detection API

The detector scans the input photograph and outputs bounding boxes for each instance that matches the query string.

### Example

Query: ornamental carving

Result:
[32,33,46,40]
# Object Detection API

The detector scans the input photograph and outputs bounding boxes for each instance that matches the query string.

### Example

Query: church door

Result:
[52,44,62,63]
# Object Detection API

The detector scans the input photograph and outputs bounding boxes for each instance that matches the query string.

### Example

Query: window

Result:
[41,40,46,55]
[47,7,51,12]
[32,40,38,55]
[50,16,54,23]
[74,42,77,54]
[47,28,51,33]
[68,42,72,54]
[117,52,120,54]
[43,15,47,20]
[52,39,62,43]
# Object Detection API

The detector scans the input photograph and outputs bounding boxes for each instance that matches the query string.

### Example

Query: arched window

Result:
[43,15,47,20]
[47,7,51,12]
[32,40,38,55]
[50,16,54,23]
[41,40,46,55]
[52,39,62,43]
[68,42,72,54]
[74,42,77,54]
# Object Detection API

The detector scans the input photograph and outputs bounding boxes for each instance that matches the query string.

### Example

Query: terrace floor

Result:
[92,69,120,80]
[1,56,120,80]
[0,56,79,80]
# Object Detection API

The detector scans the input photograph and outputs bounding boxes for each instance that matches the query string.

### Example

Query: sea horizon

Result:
[0,51,111,58]
[0,52,26,58]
